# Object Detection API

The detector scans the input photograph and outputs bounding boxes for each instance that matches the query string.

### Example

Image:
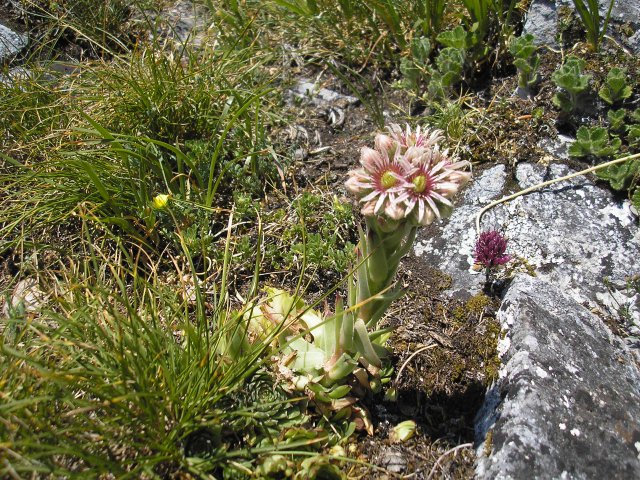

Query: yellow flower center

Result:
[381,171,397,189]
[412,175,428,193]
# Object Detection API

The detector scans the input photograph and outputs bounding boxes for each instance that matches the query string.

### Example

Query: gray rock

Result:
[415,162,640,328]
[378,447,407,474]
[475,275,640,479]
[414,164,506,298]
[523,0,559,47]
[0,23,27,62]
[133,0,210,48]
[538,134,574,160]
[0,65,31,86]
[286,78,359,108]
[2,278,48,318]
[161,0,209,46]
[523,0,640,53]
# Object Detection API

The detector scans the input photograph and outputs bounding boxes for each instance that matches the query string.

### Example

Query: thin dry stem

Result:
[425,443,474,480]
[475,153,640,234]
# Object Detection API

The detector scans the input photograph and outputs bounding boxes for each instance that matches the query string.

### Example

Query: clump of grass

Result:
[0,66,73,163]
[208,0,451,67]
[0,221,328,478]
[7,0,153,58]
[0,38,282,259]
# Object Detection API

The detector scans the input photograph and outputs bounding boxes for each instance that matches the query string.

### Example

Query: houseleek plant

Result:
[231,124,472,432]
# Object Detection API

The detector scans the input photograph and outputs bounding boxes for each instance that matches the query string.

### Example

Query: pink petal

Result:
[431,192,453,206]
[374,193,386,214]
[361,190,380,202]
[426,196,441,219]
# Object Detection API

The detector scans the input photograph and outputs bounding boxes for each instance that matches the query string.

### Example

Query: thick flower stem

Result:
[355,219,415,327]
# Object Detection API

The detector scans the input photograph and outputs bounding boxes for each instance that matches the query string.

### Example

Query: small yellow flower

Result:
[152,194,171,210]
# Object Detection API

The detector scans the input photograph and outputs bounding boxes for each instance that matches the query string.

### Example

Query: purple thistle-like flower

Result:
[474,231,511,267]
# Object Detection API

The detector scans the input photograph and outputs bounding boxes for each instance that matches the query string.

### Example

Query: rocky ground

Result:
[2,0,640,478]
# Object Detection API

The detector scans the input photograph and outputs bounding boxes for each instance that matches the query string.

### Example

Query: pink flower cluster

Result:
[474,230,511,267]
[345,124,472,226]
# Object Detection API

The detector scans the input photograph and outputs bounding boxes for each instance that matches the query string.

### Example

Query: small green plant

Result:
[628,125,640,147]
[428,47,467,98]
[552,56,592,113]
[568,126,621,158]
[608,109,626,132]
[627,109,640,147]
[400,36,431,91]
[571,0,616,52]
[437,25,470,50]
[424,27,470,98]
[599,67,633,105]
[596,157,639,211]
[280,193,357,275]
[509,33,540,89]
[596,159,639,191]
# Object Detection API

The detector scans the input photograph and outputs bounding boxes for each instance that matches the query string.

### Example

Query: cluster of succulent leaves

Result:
[595,108,640,209]
[509,33,540,90]
[428,26,471,98]
[399,0,519,99]
[550,60,638,210]
[562,61,639,210]
[552,56,592,113]
[229,286,392,436]
[401,26,470,98]
[607,108,640,146]
[568,126,621,158]
[599,67,633,106]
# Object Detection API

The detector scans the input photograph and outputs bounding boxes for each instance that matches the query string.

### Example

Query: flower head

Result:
[346,123,471,226]
[394,147,472,226]
[345,145,409,221]
[474,230,511,267]
[387,123,444,153]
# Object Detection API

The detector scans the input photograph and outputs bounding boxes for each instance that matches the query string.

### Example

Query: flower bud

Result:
[374,133,396,156]
[390,420,416,442]
[152,194,171,210]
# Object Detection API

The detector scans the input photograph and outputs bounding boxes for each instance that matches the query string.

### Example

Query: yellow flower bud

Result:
[152,194,171,210]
